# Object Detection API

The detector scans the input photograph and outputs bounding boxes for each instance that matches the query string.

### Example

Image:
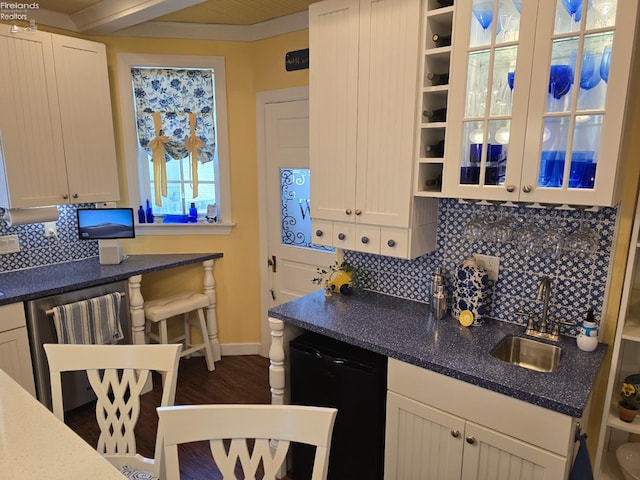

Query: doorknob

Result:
[267,255,277,273]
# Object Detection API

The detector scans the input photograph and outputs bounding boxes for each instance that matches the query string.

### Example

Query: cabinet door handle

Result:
[355,209,362,215]
[62,194,69,199]
[450,430,460,438]
[338,233,346,241]
[361,236,369,244]
[506,184,516,192]
[522,185,532,193]
[387,239,396,247]
[345,209,352,215]
[465,436,476,445]
[72,193,79,199]
[315,229,323,237]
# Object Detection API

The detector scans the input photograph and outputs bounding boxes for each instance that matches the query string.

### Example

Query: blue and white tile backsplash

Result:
[0,204,98,272]
[344,198,617,336]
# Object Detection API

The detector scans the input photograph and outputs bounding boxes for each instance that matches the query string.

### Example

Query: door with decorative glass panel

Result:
[444,0,638,207]
[265,100,335,306]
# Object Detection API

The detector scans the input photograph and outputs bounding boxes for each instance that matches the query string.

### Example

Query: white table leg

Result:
[202,259,221,362]
[127,274,146,345]
[268,317,286,406]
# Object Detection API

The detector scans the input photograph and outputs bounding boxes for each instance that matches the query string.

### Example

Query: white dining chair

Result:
[157,404,338,480]
[44,343,181,480]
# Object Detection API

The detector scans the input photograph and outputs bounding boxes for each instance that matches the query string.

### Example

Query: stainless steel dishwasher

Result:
[25,281,131,411]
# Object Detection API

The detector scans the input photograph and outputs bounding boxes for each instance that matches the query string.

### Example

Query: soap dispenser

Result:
[430,266,444,299]
[577,309,598,352]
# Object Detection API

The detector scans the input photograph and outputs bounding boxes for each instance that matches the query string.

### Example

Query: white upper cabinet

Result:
[0,31,119,208]
[444,0,638,207]
[309,0,438,258]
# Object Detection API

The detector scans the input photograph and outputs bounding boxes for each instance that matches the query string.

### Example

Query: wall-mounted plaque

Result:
[285,49,309,71]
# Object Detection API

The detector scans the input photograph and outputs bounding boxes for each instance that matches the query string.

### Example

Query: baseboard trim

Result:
[220,343,262,356]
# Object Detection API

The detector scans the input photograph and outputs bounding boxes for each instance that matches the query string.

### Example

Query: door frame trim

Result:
[256,86,309,357]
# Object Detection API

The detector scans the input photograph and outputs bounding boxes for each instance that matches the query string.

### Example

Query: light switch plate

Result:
[0,235,20,254]
[474,253,499,282]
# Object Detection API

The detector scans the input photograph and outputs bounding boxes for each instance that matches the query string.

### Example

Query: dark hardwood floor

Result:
[64,354,294,479]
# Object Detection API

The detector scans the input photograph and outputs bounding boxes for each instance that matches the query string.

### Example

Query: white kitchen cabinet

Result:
[0,31,119,208]
[594,187,640,478]
[443,0,638,207]
[309,0,438,259]
[0,303,35,397]
[386,358,578,479]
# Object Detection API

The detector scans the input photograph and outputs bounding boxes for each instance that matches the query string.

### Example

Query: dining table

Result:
[0,368,125,479]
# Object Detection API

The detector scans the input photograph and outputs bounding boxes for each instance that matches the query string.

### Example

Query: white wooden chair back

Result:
[157,404,337,480]
[44,343,181,478]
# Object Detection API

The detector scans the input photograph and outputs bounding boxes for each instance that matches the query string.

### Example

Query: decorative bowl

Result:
[616,443,640,480]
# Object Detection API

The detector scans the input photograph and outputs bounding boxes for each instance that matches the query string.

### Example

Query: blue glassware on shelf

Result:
[600,44,611,83]
[512,0,521,13]
[549,65,574,99]
[507,71,515,91]
[473,1,495,31]
[579,50,601,90]
[539,150,565,188]
[562,0,583,22]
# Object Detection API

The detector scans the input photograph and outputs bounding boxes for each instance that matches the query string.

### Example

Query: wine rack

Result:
[415,0,454,195]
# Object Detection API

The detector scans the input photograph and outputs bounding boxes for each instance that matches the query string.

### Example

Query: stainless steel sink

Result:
[490,335,563,373]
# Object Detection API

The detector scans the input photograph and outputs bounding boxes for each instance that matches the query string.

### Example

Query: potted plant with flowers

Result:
[312,261,363,296]
[619,380,640,422]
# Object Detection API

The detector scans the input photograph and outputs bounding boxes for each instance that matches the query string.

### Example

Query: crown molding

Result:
[30,8,308,41]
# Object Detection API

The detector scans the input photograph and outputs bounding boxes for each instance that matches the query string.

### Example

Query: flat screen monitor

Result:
[77,208,135,240]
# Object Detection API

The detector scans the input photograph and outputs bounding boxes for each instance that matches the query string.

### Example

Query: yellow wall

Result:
[60,30,309,346]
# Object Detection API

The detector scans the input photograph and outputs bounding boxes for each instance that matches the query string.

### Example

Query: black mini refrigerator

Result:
[289,332,387,479]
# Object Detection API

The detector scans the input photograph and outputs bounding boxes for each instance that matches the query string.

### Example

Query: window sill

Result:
[135,222,235,236]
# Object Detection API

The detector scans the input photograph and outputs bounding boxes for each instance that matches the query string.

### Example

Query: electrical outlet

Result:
[44,221,57,238]
[0,235,20,254]
[474,254,499,282]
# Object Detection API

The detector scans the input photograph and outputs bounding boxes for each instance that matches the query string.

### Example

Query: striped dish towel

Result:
[51,292,124,345]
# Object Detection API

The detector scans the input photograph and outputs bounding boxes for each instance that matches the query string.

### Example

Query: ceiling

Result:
[24,0,316,36]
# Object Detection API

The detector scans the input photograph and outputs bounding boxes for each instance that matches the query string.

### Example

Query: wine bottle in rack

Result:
[432,33,452,48]
[423,108,447,122]
[425,139,445,157]
[435,0,454,7]
[427,72,449,86]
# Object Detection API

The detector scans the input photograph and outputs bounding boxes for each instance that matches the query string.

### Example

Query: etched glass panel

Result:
[280,169,333,252]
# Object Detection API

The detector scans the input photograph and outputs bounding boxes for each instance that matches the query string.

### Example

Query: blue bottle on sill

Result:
[145,199,154,223]
[189,202,198,223]
[137,206,145,223]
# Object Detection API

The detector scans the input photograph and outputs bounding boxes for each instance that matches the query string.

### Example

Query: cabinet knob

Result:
[345,209,352,216]
[387,239,396,247]
[450,430,460,438]
[338,233,346,241]
[355,209,362,216]
[361,236,369,244]
[315,230,323,237]
[72,193,79,199]
[522,185,532,193]
[62,194,69,199]
[465,436,476,445]
[506,185,516,192]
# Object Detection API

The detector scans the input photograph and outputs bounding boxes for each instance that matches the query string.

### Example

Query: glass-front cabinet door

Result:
[444,0,638,207]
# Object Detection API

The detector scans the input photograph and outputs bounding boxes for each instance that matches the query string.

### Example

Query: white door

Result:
[265,100,336,307]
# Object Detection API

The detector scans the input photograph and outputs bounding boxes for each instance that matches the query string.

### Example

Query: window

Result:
[117,54,232,234]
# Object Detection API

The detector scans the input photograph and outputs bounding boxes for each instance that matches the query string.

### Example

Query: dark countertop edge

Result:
[0,253,223,306]
[269,310,591,418]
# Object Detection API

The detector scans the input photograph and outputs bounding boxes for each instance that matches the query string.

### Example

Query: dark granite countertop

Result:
[268,289,606,418]
[0,253,223,305]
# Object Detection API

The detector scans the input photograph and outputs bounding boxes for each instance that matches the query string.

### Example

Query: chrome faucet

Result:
[536,276,552,334]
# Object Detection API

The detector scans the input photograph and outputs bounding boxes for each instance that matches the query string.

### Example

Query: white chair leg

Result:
[197,309,215,371]
[159,320,169,345]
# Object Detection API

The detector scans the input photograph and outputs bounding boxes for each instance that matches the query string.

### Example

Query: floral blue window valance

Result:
[131,67,216,206]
